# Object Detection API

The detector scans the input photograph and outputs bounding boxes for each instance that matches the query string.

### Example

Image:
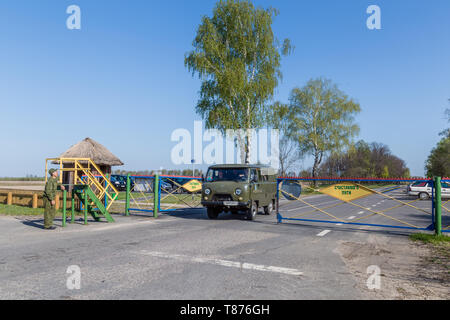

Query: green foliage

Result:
[287,78,361,177]
[185,0,291,163]
[425,107,450,178]
[319,140,410,178]
[425,134,450,178]
[381,165,389,178]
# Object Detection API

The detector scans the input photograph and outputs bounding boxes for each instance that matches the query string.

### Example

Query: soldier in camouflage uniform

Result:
[43,169,65,230]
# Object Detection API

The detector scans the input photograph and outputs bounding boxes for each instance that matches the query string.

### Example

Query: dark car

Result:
[110,174,128,191]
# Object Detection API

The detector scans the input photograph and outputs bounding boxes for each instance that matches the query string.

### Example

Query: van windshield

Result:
[206,168,249,182]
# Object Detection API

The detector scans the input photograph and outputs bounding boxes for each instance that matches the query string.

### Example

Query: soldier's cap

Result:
[48,169,57,176]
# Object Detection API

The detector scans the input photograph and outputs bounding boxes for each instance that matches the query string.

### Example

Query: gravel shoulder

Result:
[337,234,449,299]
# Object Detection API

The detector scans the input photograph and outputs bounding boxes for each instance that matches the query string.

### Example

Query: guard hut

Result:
[57,137,124,191]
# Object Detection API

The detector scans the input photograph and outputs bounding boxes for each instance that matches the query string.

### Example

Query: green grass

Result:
[410,233,450,244]
[160,193,201,204]
[0,177,44,181]
[0,203,63,216]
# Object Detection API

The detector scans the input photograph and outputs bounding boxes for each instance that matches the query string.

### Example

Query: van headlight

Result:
[204,188,211,195]
[235,188,242,195]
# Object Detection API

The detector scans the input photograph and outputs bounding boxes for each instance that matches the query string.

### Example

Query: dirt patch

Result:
[336,234,449,299]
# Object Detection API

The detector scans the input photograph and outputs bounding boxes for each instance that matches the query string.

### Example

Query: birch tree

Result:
[185,0,291,163]
[288,78,361,179]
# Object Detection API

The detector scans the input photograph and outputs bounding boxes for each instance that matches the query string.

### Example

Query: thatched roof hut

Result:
[58,138,123,187]
[59,137,124,167]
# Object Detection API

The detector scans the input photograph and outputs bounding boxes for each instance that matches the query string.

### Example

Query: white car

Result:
[407,181,450,200]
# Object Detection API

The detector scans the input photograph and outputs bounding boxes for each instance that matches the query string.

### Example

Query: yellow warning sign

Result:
[182,179,202,192]
[320,182,374,202]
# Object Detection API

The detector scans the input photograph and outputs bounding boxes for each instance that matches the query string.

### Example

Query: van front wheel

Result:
[246,202,257,221]
[207,208,219,219]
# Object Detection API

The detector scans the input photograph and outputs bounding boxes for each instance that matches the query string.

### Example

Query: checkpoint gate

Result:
[276,177,441,233]
[124,173,447,233]
[125,175,203,216]
[126,175,156,215]
[440,178,450,233]
[158,175,203,212]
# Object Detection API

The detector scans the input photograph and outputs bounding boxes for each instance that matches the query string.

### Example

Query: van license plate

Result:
[223,201,238,206]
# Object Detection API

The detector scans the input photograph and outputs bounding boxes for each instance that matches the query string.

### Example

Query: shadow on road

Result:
[20,218,46,229]
[160,208,426,238]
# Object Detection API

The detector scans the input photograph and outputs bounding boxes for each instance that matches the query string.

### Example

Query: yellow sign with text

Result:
[182,179,202,192]
[320,182,374,202]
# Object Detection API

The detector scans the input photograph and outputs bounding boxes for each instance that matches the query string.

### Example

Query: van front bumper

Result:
[201,200,250,208]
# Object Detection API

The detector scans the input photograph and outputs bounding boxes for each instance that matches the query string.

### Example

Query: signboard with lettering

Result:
[320,182,374,202]
[182,179,202,193]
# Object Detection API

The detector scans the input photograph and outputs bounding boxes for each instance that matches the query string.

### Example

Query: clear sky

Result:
[0,0,449,177]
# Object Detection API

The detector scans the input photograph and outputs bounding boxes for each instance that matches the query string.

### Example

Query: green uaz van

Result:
[201,164,277,220]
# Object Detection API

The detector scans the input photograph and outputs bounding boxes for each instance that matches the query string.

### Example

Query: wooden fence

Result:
[0,189,74,210]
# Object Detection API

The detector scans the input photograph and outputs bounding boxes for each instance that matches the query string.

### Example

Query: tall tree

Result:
[288,78,361,179]
[185,0,291,163]
[426,107,450,177]
[425,135,450,178]
[270,102,300,175]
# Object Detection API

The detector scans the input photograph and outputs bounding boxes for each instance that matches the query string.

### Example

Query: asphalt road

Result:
[0,186,443,300]
[278,186,436,231]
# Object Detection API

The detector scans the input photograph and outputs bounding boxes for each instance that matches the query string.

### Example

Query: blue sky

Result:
[0,0,449,177]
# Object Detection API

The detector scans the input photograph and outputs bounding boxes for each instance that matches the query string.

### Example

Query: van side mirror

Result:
[201,174,205,182]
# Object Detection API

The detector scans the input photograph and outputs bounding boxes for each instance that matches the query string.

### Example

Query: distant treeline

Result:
[0,175,44,181]
[283,140,411,178]
[317,140,410,178]
[113,169,204,177]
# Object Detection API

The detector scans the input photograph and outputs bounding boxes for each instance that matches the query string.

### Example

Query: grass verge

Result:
[410,233,450,244]
[0,204,84,216]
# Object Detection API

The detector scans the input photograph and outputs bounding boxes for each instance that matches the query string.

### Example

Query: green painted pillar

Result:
[434,177,442,236]
[125,174,131,216]
[105,174,109,209]
[71,190,75,223]
[83,188,88,225]
[153,175,159,218]
[62,190,67,227]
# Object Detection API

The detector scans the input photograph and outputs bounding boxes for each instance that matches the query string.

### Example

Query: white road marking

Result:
[137,250,303,276]
[317,230,331,237]
[372,204,377,207]
[335,223,343,226]
[358,211,364,215]
[347,216,356,220]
